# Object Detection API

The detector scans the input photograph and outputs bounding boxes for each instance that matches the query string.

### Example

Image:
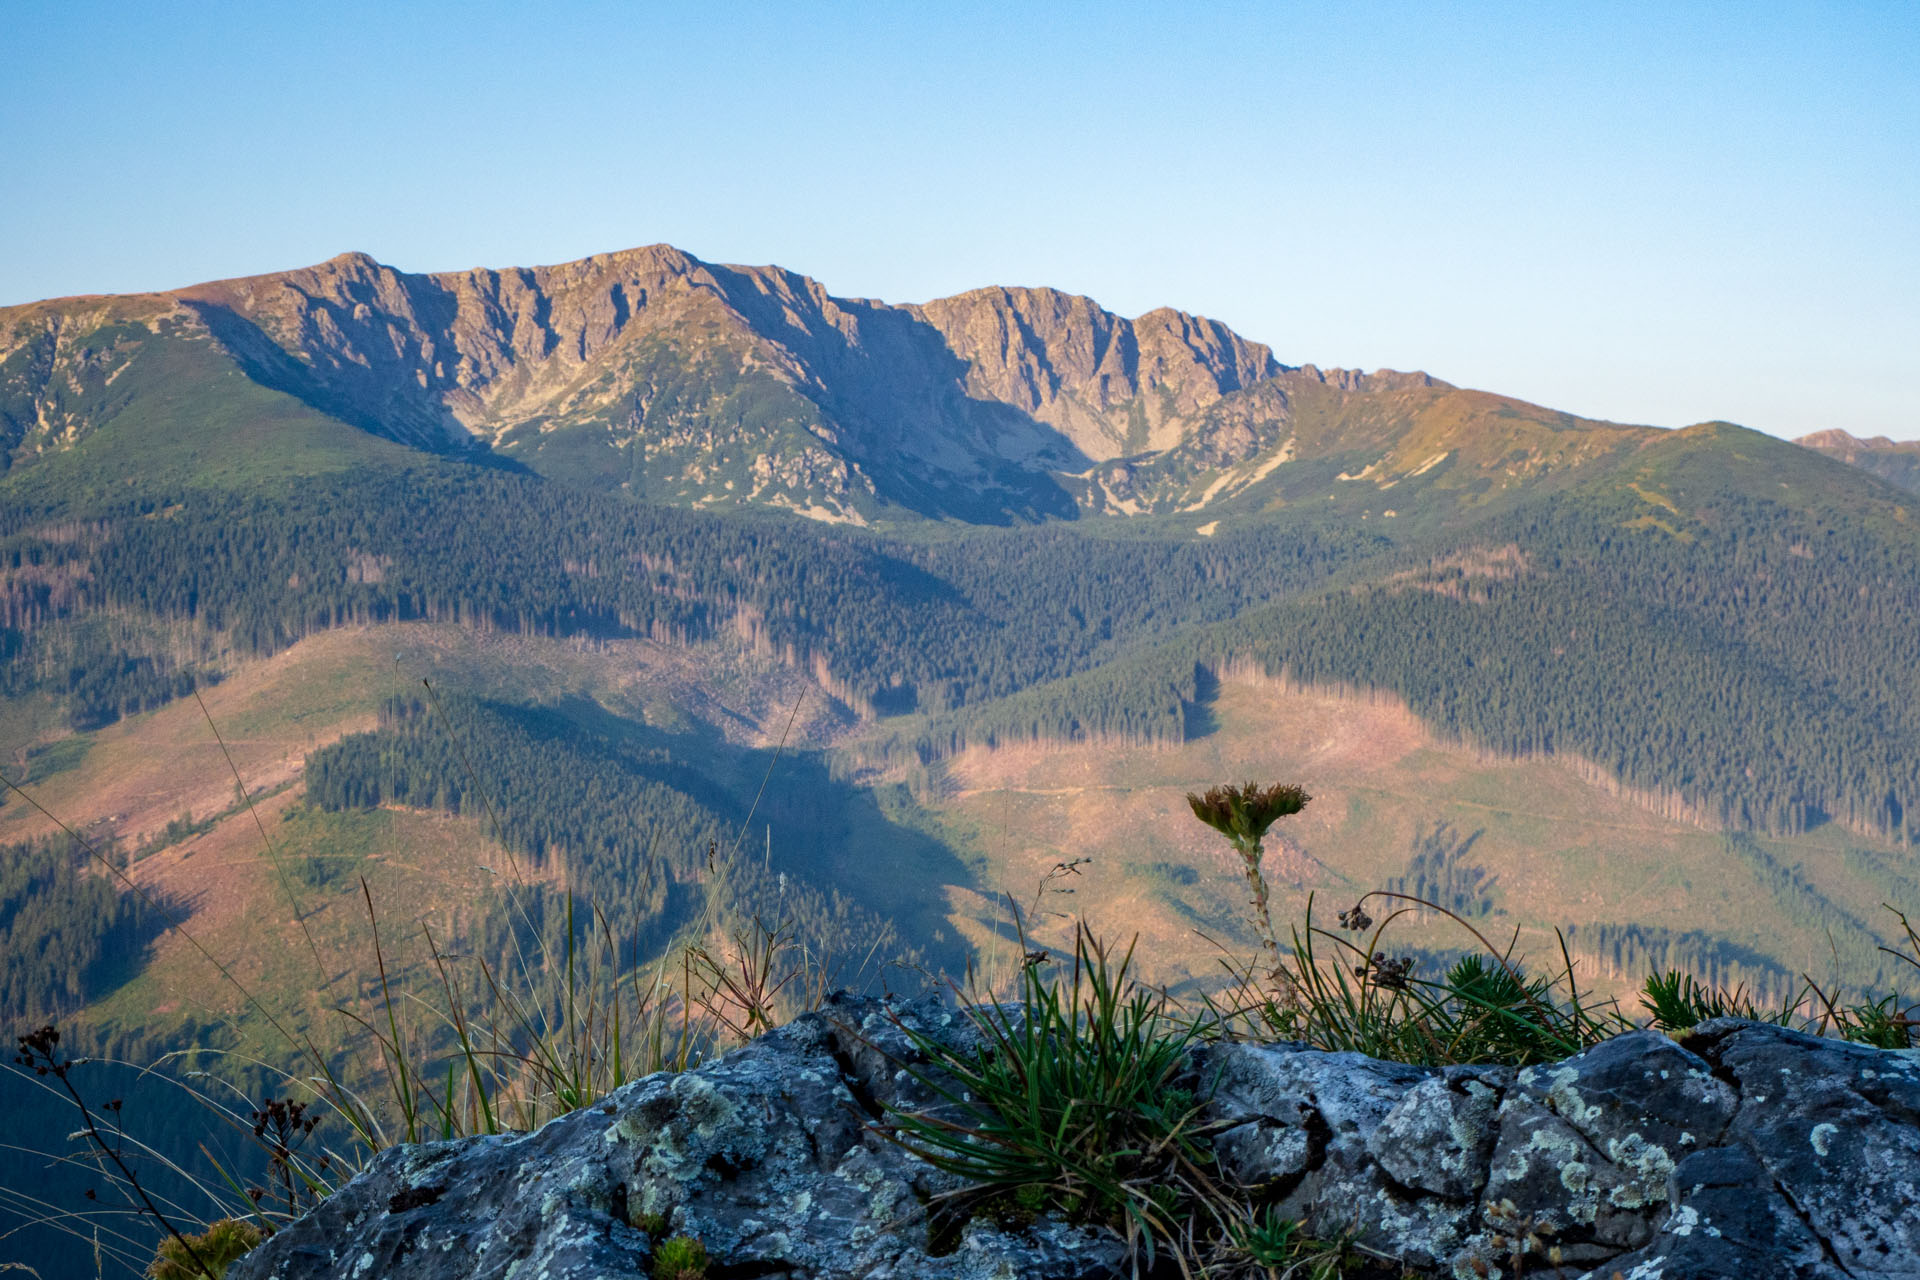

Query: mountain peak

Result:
[321,250,384,272]
[1798,428,1905,451]
[1796,428,1920,494]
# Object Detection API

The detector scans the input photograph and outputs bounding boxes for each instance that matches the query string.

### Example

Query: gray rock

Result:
[1518,1029,1738,1156]
[1593,1145,1846,1280]
[230,998,1126,1280]
[1368,1067,1511,1199]
[1692,1019,1920,1277]
[230,1007,1920,1280]
[1473,1031,1738,1254]
[1200,1043,1488,1268]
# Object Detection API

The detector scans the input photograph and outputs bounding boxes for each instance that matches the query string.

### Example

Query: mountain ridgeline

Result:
[2,245,1917,852]
[2,245,1653,524]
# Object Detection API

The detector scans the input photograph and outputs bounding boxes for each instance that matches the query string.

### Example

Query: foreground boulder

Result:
[232,1002,1920,1280]
[1203,1019,1920,1278]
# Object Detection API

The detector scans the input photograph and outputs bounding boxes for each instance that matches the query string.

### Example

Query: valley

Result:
[6,613,1913,1072]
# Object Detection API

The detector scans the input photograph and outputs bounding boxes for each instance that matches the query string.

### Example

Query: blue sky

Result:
[2,1,1914,439]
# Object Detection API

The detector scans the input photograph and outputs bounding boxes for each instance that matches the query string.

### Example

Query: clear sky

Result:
[3,1,1914,439]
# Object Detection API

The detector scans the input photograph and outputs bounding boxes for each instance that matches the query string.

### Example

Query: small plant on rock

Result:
[1230,1206,1373,1279]
[146,1218,263,1280]
[1187,781,1629,1066]
[650,1232,709,1280]
[885,922,1220,1273]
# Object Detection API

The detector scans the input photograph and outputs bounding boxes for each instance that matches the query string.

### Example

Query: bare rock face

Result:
[913,286,1282,461]
[228,999,1920,1280]
[13,243,1673,525]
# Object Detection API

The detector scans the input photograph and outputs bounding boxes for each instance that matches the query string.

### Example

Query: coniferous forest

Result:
[5,453,1915,849]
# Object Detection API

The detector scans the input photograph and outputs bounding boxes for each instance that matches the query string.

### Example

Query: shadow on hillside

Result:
[493,695,981,980]
[1181,662,1221,740]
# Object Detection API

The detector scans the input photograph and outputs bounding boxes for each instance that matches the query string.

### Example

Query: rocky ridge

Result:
[231,995,1920,1280]
[1,247,1657,524]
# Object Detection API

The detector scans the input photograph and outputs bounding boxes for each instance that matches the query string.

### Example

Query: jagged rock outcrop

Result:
[1203,1018,1920,1277]
[228,994,1127,1280]
[231,998,1920,1280]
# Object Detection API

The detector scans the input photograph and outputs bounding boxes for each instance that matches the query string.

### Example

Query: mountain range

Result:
[5,245,1735,528]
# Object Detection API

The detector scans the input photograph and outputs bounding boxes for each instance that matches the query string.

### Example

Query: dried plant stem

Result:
[1232,834,1287,991]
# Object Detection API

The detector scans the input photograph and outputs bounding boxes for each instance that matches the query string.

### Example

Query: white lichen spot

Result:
[1542,1068,1602,1126]
[1811,1123,1839,1156]
[1606,1134,1675,1209]
[352,1253,377,1278]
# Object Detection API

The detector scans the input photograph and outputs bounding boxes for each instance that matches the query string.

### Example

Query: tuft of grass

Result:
[332,882,705,1145]
[884,920,1220,1273]
[649,1233,709,1280]
[145,1219,261,1280]
[1228,1206,1370,1279]
[1639,970,1787,1032]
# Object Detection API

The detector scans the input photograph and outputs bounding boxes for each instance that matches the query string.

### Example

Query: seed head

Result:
[1185,782,1310,844]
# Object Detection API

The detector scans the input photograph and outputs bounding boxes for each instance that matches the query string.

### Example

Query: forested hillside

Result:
[879,427,1920,847]
[0,835,161,1027]
[0,464,1371,727]
[303,692,965,973]
[6,415,1915,851]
